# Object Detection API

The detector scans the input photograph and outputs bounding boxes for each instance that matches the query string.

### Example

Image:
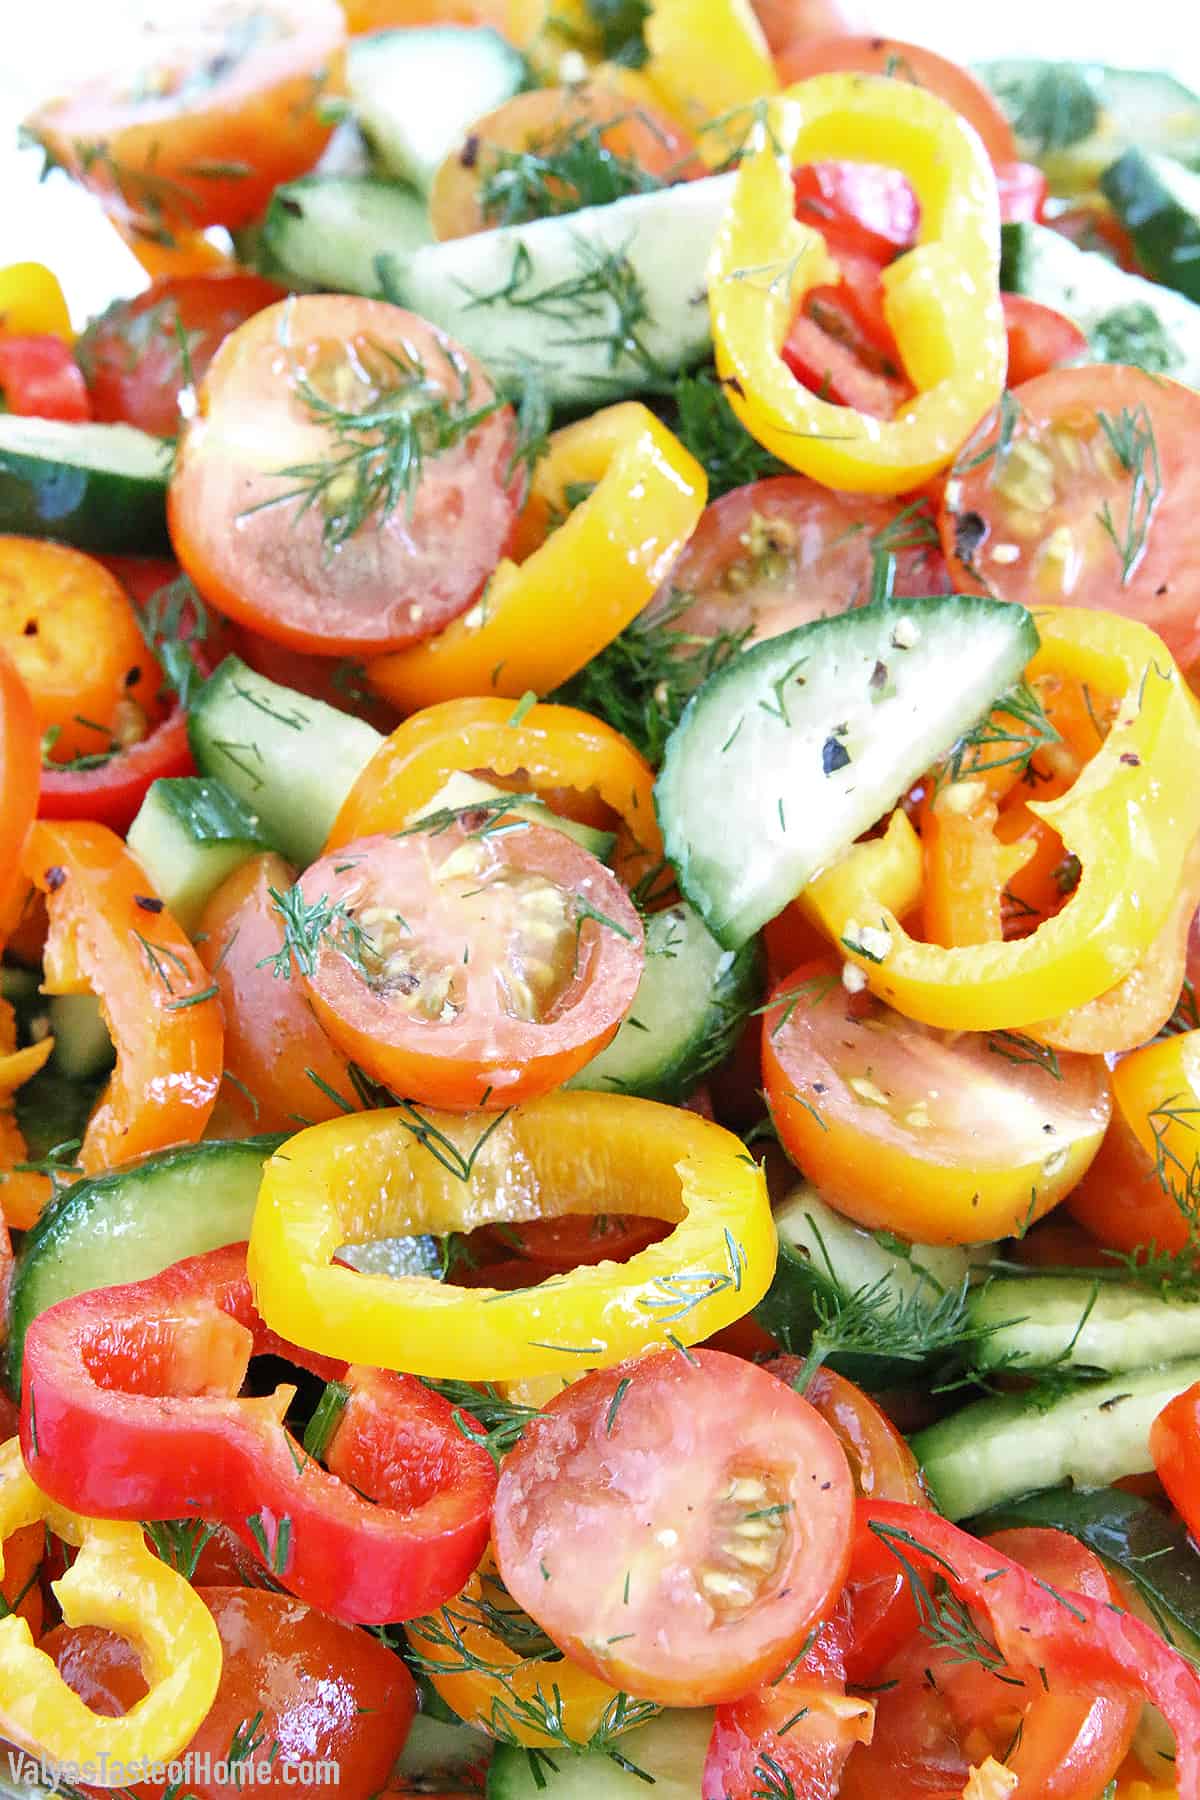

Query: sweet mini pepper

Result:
[803,609,1200,1030]
[248,1092,775,1380]
[708,73,1006,494]
[0,1436,221,1780]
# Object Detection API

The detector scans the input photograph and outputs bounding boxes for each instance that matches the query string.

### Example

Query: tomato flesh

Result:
[297,821,643,1109]
[492,1348,854,1707]
[169,296,521,655]
[940,365,1200,667]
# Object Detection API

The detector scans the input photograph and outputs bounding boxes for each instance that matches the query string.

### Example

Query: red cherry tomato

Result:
[492,1348,854,1707]
[296,823,643,1109]
[1002,294,1089,387]
[0,335,90,421]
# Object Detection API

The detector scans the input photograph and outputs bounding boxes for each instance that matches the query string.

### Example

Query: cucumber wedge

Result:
[127,775,273,932]
[655,597,1038,950]
[261,175,432,295]
[968,1273,1200,1376]
[0,416,170,552]
[1101,149,1200,303]
[487,1709,711,1800]
[348,26,527,192]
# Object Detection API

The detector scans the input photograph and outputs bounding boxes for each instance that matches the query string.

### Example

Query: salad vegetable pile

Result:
[3,1,1200,1795]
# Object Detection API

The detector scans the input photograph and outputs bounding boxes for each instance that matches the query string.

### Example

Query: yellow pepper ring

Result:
[802,608,1200,1031]
[0,1438,222,1779]
[366,404,707,710]
[708,72,1006,495]
[247,1093,775,1381]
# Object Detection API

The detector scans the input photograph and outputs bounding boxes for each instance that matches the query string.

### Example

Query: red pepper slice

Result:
[38,704,195,832]
[20,1244,497,1626]
[860,1500,1200,1800]
[0,335,90,422]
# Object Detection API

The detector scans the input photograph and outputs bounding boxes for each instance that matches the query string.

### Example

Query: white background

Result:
[2,2,1200,325]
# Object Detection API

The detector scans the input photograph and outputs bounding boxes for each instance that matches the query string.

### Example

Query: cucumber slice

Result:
[1101,149,1200,303]
[414,771,616,861]
[393,1713,492,1790]
[383,173,736,408]
[47,994,114,1081]
[349,26,527,192]
[261,175,432,295]
[487,1709,711,1800]
[187,657,383,869]
[753,1185,980,1390]
[1000,219,1200,382]
[977,61,1200,195]
[655,597,1038,950]
[968,1274,1200,1376]
[567,903,761,1103]
[912,1361,1200,1521]
[0,416,170,553]
[6,1135,285,1392]
[127,776,272,933]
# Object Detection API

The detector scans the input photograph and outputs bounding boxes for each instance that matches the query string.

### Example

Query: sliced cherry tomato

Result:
[472,1212,670,1270]
[1003,294,1089,387]
[492,1348,854,1707]
[169,295,521,656]
[0,537,161,766]
[0,335,90,421]
[25,0,346,236]
[0,645,41,932]
[23,820,223,1173]
[77,272,287,437]
[840,1526,1140,1800]
[773,35,1018,166]
[703,1653,874,1800]
[641,478,947,651]
[783,307,908,418]
[1049,204,1141,273]
[296,823,643,1109]
[754,0,863,55]
[791,161,917,260]
[762,960,1112,1243]
[429,83,696,240]
[995,160,1048,224]
[940,366,1200,666]
[1069,1029,1200,1258]
[198,851,359,1134]
[41,1586,416,1798]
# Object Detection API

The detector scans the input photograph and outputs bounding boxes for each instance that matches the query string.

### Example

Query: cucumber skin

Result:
[1101,149,1200,304]
[0,449,170,553]
[968,1274,1200,1375]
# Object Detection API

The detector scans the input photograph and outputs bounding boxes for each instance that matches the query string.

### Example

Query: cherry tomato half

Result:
[641,478,947,650]
[1002,294,1089,387]
[41,1586,416,1799]
[25,0,346,235]
[78,273,287,437]
[940,365,1200,667]
[762,961,1112,1243]
[169,296,521,656]
[492,1348,854,1707]
[0,336,90,422]
[297,822,643,1109]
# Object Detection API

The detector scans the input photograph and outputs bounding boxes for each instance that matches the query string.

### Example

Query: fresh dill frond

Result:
[939,681,1060,788]
[262,885,370,981]
[421,1378,540,1465]
[667,365,790,498]
[787,1272,984,1394]
[583,0,651,66]
[867,1519,1024,1684]
[478,113,667,229]
[1095,403,1161,585]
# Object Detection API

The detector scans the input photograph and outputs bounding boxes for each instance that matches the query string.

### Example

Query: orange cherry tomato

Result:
[0,538,161,767]
[296,823,643,1109]
[2,1521,45,1639]
[0,646,40,933]
[198,851,360,1134]
[169,296,521,656]
[472,1212,670,1270]
[25,0,347,235]
[428,83,696,240]
[762,960,1112,1243]
[343,0,506,24]
[1070,1029,1200,1258]
[23,821,223,1174]
[41,1586,416,1799]
[774,34,1018,165]
[493,1349,855,1707]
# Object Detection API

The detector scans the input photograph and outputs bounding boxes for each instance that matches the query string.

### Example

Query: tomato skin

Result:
[197,852,360,1133]
[762,961,1111,1244]
[0,335,90,421]
[473,1213,670,1271]
[298,825,643,1110]
[25,1,347,234]
[940,366,1200,666]
[78,273,287,436]
[643,478,947,651]
[791,161,917,260]
[40,1587,416,1799]
[169,296,522,656]
[995,160,1048,224]
[38,705,195,833]
[493,1348,854,1708]
[1002,294,1089,386]
[774,35,1018,165]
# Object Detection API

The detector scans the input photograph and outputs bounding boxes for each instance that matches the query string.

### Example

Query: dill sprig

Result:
[143,1518,219,1581]
[478,113,667,230]
[262,885,370,981]
[136,573,211,711]
[1159,979,1200,1041]
[986,1031,1062,1081]
[247,330,501,549]
[939,682,1060,788]
[583,0,651,66]
[867,1520,1025,1684]
[1095,404,1161,585]
[667,365,791,498]
[422,1378,541,1466]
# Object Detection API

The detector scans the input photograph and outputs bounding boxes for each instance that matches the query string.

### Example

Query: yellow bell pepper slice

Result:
[0,264,72,342]
[0,1437,221,1778]
[248,1093,775,1381]
[366,403,705,710]
[708,73,1006,495]
[802,608,1200,1031]
[644,0,778,163]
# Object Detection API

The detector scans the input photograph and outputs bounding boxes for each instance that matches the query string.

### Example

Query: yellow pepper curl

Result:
[0,1438,222,1782]
[708,73,1006,495]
